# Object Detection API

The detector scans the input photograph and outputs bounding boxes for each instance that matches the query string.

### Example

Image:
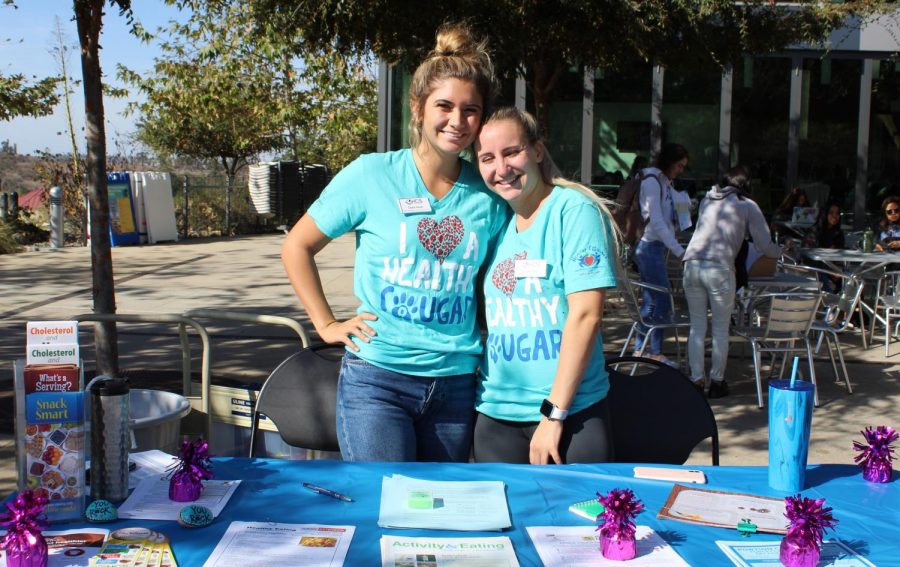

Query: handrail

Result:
[73,313,212,438]
[182,308,310,348]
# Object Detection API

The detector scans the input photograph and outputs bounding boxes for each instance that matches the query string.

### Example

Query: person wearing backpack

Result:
[632,143,690,366]
[682,166,780,398]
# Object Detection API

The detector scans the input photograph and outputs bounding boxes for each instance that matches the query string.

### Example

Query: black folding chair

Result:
[606,356,719,465]
[249,344,343,457]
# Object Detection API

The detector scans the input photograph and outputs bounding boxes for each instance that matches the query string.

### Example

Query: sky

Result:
[0,0,184,155]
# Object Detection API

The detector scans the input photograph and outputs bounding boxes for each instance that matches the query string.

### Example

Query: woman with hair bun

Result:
[473,107,620,465]
[281,24,508,462]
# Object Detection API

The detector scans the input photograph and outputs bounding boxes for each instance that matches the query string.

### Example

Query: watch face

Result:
[540,399,553,418]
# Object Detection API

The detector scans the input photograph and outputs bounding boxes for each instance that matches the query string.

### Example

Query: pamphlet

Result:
[378,474,511,531]
[657,484,787,534]
[527,525,690,566]
[715,540,876,567]
[88,527,176,567]
[203,522,354,567]
[380,535,519,567]
[568,497,605,521]
[0,528,108,567]
[117,477,240,521]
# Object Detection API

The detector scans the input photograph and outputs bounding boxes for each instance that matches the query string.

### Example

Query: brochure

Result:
[527,525,690,566]
[657,484,787,534]
[715,540,876,567]
[203,522,354,567]
[380,535,519,567]
[88,527,176,567]
[0,528,108,567]
[117,477,240,521]
[378,474,511,531]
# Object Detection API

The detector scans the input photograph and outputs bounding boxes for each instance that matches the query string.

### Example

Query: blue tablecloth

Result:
[25,460,900,565]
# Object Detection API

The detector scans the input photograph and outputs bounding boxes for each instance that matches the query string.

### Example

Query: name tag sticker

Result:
[398,197,433,214]
[514,259,547,279]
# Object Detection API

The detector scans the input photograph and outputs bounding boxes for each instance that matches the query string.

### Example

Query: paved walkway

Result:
[2,234,898,495]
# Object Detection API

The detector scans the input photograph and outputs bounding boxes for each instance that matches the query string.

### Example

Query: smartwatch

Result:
[540,399,568,421]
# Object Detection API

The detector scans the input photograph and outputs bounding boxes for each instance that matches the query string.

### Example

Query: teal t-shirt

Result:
[477,187,617,421]
[308,149,508,376]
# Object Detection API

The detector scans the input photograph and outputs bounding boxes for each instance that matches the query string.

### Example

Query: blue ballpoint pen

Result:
[302,482,354,502]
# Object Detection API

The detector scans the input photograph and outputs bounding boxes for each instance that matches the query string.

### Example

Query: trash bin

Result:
[129,389,192,454]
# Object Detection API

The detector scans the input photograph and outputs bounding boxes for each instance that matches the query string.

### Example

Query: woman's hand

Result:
[318,313,378,351]
[529,419,564,465]
[875,243,885,252]
[888,240,900,250]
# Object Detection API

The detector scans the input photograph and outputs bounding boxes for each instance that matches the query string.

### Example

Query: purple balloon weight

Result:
[5,539,48,567]
[600,534,636,561]
[779,538,820,567]
[169,474,202,502]
[862,461,892,483]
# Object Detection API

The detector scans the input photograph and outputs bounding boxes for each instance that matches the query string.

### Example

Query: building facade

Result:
[377,15,898,227]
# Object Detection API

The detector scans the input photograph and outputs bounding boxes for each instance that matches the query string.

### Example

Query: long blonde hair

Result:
[407,23,497,149]
[481,107,623,257]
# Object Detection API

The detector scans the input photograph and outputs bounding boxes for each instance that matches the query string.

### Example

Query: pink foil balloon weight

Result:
[596,488,644,561]
[779,495,837,567]
[168,438,214,502]
[1,490,49,567]
[779,539,819,567]
[852,425,897,483]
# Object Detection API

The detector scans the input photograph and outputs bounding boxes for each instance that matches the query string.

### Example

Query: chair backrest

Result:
[605,356,719,465]
[763,293,820,339]
[615,269,644,323]
[250,344,343,456]
[828,276,864,328]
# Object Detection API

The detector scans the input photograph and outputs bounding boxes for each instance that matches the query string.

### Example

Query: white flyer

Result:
[380,535,519,567]
[0,528,108,567]
[203,522,355,567]
[526,525,690,566]
[117,476,240,520]
[378,474,511,531]
[715,540,877,567]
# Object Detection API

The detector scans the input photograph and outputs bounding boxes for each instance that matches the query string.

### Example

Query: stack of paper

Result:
[527,526,690,566]
[117,477,240,521]
[377,475,511,531]
[204,522,355,567]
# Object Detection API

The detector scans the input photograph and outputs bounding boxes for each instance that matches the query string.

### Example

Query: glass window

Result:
[731,57,792,214]
[869,59,900,212]
[544,65,586,180]
[661,64,722,196]
[592,62,653,185]
[798,57,860,209]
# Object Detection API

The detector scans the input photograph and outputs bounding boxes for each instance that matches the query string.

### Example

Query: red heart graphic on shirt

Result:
[417,216,464,263]
[491,251,527,297]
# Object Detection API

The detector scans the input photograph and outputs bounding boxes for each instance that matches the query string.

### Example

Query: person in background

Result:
[774,186,810,223]
[874,195,900,252]
[473,108,619,464]
[809,202,845,293]
[281,24,507,462]
[682,166,781,398]
[632,143,689,366]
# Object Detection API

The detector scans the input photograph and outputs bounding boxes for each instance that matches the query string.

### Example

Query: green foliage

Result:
[33,153,88,245]
[0,222,18,254]
[0,73,60,122]
[246,0,892,130]
[121,1,376,175]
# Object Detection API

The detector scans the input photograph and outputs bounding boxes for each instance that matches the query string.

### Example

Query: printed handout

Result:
[527,525,690,566]
[203,522,354,567]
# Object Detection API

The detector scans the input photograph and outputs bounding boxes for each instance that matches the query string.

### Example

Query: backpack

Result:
[612,172,662,247]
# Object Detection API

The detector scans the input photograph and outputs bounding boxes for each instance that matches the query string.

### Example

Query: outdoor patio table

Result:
[747,272,821,291]
[4,459,897,565]
[800,247,896,278]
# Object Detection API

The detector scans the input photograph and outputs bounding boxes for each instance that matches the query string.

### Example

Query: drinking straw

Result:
[790,356,799,388]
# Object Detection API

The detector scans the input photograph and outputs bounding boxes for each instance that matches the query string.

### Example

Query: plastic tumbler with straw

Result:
[768,357,815,492]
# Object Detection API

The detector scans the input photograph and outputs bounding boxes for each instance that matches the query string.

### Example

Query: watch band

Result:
[540,399,569,421]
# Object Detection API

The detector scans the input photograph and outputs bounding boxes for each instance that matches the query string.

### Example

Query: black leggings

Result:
[473,398,612,464]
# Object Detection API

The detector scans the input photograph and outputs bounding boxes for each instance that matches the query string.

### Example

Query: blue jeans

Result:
[633,240,672,355]
[336,352,476,462]
[683,260,735,382]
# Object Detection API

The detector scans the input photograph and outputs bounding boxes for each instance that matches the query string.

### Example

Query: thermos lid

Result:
[91,377,130,397]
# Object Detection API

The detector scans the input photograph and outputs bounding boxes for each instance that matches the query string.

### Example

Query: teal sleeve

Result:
[306,158,369,238]
[561,202,617,295]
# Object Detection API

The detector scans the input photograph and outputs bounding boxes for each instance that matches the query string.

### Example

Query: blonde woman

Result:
[473,108,620,464]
